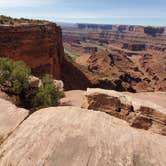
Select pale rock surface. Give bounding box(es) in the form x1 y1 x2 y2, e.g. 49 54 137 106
28 76 64 91
0 99 29 145
85 88 166 135
53 80 64 91
0 106 166 166
60 90 86 107
28 76 41 88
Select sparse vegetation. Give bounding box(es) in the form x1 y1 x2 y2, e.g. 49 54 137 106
0 58 64 110
0 58 31 95
64 48 77 59
0 15 48 25
96 45 106 51
30 75 64 109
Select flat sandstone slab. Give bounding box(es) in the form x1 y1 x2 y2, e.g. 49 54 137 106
0 106 166 166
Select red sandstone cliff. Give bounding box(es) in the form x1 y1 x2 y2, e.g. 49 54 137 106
0 22 64 79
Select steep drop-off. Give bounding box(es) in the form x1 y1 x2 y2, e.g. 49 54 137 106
62 57 93 90
0 22 64 79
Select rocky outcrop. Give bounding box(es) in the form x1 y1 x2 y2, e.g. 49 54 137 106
85 88 166 136
0 99 29 145
0 105 166 166
29 76 64 91
87 50 153 92
144 26 165 37
122 43 146 51
63 23 166 91
0 22 64 79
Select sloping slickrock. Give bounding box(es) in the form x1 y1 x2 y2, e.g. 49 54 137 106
0 106 166 166
0 99 29 145
85 88 166 135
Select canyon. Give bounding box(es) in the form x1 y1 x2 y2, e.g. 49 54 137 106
0 19 165 92
0 17 166 165
63 23 166 92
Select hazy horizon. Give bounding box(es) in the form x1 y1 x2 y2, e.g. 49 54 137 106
0 0 166 26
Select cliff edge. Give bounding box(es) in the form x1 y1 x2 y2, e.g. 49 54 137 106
0 18 64 79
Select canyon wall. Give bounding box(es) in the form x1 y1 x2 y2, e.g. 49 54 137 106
77 23 166 36
0 23 64 79
63 24 166 51
62 57 92 90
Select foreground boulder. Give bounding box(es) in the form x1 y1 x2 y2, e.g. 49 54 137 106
85 88 166 135
0 99 29 145
0 106 166 166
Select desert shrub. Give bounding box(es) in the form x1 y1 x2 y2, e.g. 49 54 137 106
0 15 48 25
0 58 31 94
31 75 64 109
0 58 64 110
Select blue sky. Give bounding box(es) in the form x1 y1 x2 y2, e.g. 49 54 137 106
0 0 166 26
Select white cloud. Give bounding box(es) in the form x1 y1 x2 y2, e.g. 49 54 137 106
0 0 54 8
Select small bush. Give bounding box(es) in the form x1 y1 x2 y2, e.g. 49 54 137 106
0 58 31 94
31 75 64 109
0 58 64 110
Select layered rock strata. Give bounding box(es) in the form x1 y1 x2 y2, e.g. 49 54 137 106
0 23 64 79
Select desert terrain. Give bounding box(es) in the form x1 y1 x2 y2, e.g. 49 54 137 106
0 16 166 166
62 23 166 92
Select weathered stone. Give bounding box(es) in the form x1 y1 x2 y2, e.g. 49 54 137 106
0 99 29 145
0 106 166 166
28 76 41 88
53 79 64 91
85 88 166 135
0 23 64 79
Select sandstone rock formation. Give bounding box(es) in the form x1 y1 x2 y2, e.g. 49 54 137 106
87 50 153 92
122 43 146 51
62 23 166 91
0 99 29 145
0 22 64 79
85 88 166 136
0 106 166 166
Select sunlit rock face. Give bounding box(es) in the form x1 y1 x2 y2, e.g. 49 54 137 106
0 23 64 79
85 88 166 136
0 106 166 166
